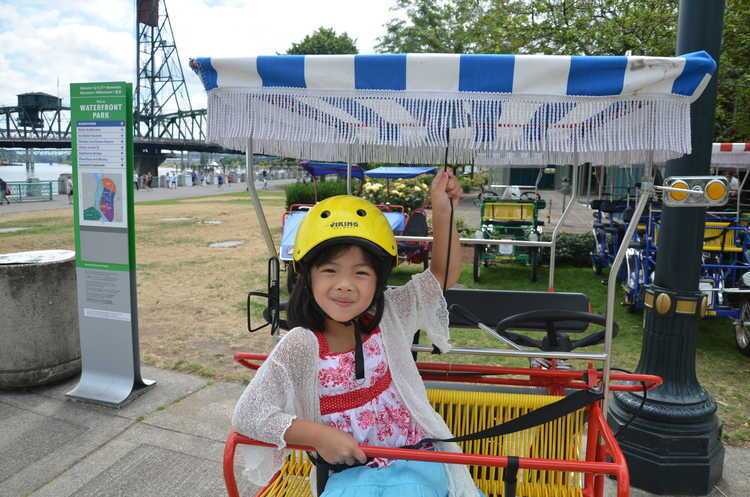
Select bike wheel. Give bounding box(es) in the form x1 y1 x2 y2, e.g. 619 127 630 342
736 301 750 357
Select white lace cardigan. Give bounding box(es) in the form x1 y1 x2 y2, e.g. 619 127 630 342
232 269 480 496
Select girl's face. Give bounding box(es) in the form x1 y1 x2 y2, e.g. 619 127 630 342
310 245 377 325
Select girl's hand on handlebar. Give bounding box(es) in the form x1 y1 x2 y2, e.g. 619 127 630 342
315 426 367 466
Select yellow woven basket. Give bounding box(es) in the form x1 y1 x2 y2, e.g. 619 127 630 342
257 388 586 497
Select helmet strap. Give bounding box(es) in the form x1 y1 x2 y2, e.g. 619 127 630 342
352 320 365 381
323 316 366 381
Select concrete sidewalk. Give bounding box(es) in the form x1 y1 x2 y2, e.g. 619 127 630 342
1 366 747 497
0 367 255 497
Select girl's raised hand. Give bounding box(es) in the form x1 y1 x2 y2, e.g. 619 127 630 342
430 169 462 213
315 425 367 466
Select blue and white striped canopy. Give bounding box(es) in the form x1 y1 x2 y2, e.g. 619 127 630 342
190 52 715 166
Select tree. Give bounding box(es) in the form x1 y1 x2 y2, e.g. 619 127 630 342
377 0 525 53
378 0 678 55
287 27 358 55
515 0 678 55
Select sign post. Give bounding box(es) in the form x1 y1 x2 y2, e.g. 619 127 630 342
67 82 154 407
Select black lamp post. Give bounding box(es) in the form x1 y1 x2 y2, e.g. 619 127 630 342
608 1 726 494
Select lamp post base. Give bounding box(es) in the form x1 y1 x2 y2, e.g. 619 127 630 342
609 394 724 495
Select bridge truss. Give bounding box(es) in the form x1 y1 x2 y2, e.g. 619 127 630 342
0 106 71 148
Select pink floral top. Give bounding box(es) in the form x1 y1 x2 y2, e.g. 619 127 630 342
315 327 426 467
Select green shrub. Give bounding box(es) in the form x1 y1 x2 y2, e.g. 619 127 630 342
285 180 348 207
459 177 474 193
542 232 594 267
454 216 475 237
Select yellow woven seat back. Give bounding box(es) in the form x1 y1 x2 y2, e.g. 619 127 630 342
258 389 586 497
703 222 741 252
483 203 535 223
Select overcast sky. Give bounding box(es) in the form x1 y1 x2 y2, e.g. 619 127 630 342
0 0 396 109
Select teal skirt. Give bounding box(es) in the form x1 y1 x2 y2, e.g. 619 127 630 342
320 459 449 497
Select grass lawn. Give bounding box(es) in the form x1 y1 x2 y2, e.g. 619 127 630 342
1 191 748 446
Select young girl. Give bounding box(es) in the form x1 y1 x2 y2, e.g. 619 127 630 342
233 170 480 496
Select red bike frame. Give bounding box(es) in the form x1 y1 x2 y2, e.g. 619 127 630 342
227 353 662 497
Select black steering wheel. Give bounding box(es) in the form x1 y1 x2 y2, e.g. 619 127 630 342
495 309 618 352
519 191 541 202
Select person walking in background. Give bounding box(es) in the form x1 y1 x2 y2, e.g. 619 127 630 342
218 173 224 189
66 177 74 205
134 172 139 191
0 177 10 205
262 169 269 190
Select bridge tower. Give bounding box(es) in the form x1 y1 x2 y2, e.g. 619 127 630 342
135 0 201 177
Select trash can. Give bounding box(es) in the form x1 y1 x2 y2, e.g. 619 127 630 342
0 250 80 388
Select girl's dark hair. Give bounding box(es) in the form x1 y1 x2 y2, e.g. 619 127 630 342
288 241 393 334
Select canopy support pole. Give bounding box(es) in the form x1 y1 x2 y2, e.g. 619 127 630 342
602 158 653 418
246 139 276 258
547 158 579 291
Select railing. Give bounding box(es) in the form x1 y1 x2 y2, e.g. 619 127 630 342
6 181 54 202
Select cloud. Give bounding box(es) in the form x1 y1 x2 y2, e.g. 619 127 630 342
170 0 394 109
0 1 134 106
0 0 394 112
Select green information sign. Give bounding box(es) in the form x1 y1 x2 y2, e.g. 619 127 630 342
70 82 135 271
67 82 153 407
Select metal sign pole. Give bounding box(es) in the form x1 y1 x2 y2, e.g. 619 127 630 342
67 82 154 408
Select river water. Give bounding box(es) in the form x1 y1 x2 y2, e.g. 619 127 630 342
0 163 73 184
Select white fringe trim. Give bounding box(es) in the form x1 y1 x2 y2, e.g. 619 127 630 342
207 87 691 165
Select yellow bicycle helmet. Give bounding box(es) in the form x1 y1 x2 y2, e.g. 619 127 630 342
293 195 397 264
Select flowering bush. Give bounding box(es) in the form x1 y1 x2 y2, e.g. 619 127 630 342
362 178 430 211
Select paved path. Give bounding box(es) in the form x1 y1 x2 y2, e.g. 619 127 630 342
0 179 293 216
1 365 746 497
